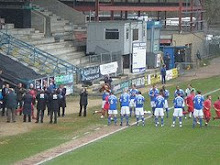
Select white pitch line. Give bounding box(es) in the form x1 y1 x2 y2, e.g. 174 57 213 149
35 88 220 165
94 127 100 131
72 136 79 140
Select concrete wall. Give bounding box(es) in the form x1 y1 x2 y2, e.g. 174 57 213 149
172 32 205 62
31 12 44 33
32 0 85 25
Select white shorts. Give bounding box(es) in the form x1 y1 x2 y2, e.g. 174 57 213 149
129 99 136 108
173 108 183 117
150 101 156 108
155 108 164 117
135 107 144 116
108 110 118 115
101 100 106 109
193 109 203 118
121 106 130 115
164 100 169 109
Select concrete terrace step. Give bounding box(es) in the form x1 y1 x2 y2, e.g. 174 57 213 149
2 24 14 29
51 21 69 27
46 47 77 56
2 28 36 35
26 37 55 45
35 42 67 50
13 33 45 40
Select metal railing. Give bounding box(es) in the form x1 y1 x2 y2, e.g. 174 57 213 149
0 31 79 75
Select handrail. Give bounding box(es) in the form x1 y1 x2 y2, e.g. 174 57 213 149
0 31 79 74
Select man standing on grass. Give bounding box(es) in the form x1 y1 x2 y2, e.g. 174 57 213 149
172 93 184 128
174 86 186 118
134 91 145 126
129 84 138 117
160 64 166 84
154 89 165 127
213 97 220 120
108 92 118 126
174 86 185 98
185 90 195 118
148 84 159 116
36 89 48 123
193 91 204 128
94 90 109 118
203 95 212 126
119 89 130 126
162 86 169 118
6 88 17 123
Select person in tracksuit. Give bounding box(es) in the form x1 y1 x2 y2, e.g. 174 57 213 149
36 90 48 123
49 90 60 124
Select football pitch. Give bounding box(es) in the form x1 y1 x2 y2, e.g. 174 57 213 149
45 77 220 165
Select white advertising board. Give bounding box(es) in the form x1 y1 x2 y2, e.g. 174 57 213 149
132 42 147 73
100 61 118 75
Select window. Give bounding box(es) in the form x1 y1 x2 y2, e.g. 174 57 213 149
105 29 119 40
133 29 139 41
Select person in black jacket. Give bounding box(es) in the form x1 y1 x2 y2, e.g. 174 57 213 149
79 88 88 117
49 90 60 124
6 88 17 122
23 90 34 122
104 74 112 88
35 90 48 123
2 83 9 116
58 85 67 117
15 83 25 115
0 70 3 90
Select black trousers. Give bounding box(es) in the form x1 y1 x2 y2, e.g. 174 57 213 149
58 107 65 117
17 100 23 115
23 114 31 122
50 110 57 123
162 75 166 84
1 99 6 116
36 109 45 122
79 104 87 117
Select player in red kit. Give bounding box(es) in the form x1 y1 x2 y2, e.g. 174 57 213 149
203 95 212 126
185 90 195 118
213 97 220 120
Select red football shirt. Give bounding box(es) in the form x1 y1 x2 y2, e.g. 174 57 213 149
214 100 220 110
203 99 211 111
186 94 194 109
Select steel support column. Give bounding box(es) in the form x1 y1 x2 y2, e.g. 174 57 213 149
190 0 194 31
110 0 114 20
95 0 99 21
179 0 183 32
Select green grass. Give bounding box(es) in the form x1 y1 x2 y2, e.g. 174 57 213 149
0 111 106 165
1 76 220 165
45 76 220 165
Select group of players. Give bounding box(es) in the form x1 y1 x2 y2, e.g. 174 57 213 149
97 84 220 128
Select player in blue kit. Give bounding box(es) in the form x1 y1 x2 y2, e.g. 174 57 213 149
148 84 159 116
129 85 139 117
193 91 204 128
134 91 145 126
154 89 165 127
172 93 185 127
174 86 185 98
108 92 118 126
119 89 130 126
162 86 170 118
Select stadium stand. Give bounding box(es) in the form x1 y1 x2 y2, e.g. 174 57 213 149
0 53 42 86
